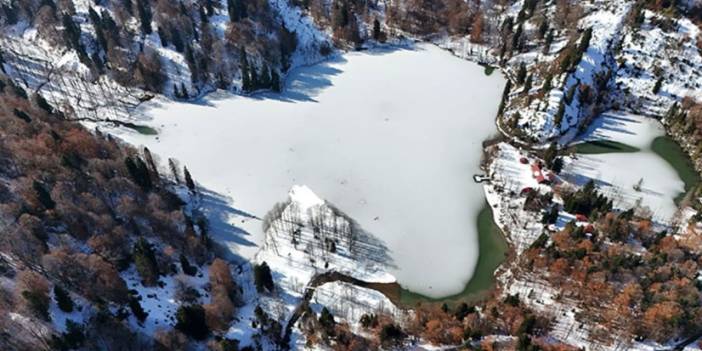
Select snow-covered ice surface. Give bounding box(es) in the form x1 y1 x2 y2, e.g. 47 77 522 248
116 43 505 297
564 111 685 222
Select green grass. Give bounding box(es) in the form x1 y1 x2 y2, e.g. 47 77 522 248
573 140 639 154
651 136 700 204
399 203 508 308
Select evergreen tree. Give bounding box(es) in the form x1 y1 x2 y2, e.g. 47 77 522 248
129 296 148 322
184 166 195 191
271 70 281 93
227 0 246 22
516 62 527 85
512 24 523 52
542 74 552 94
133 237 160 286
554 101 565 128
260 64 271 89
33 180 55 210
158 27 169 47
523 74 533 94
319 307 335 333
578 27 593 54
175 304 209 340
54 285 74 313
538 20 548 39
136 0 152 34
543 30 554 54
373 18 382 41
239 47 251 92
653 77 663 94
125 156 152 191
180 254 197 276
253 262 274 293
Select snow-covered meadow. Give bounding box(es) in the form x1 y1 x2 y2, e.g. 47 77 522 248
117 44 505 297
564 112 685 221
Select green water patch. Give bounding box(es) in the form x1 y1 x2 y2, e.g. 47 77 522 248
399 203 508 308
479 63 496 76
572 140 639 154
651 136 700 204
124 123 158 135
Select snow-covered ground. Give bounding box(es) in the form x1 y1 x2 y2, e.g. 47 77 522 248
115 43 505 298
564 111 685 221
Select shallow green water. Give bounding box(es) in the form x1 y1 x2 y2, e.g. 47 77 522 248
399 203 508 307
576 134 699 207
651 136 700 203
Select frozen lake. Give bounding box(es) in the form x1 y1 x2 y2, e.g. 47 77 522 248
119 44 506 297
566 112 686 222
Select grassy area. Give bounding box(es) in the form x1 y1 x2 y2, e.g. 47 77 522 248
399 203 508 308
651 136 700 204
572 140 639 154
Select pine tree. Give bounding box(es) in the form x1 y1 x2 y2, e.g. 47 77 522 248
653 77 663 94
554 101 565 128
523 74 533 94
180 254 197 276
175 304 209 340
169 158 181 183
516 62 527 85
538 20 548 39
542 74 552 94
184 166 195 191
133 237 160 286
129 296 148 322
319 307 335 330
543 30 554 54
260 64 271 89
373 18 382 41
253 262 274 293
54 285 74 313
271 70 281 92
33 180 55 210
125 156 152 191
136 0 153 34
239 47 251 92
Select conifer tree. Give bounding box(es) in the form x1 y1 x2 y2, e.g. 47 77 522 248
523 74 533 94
254 262 274 293
239 47 251 92
653 77 663 94
373 18 382 41
184 166 195 191
133 237 160 286
175 304 209 340
271 70 281 93
136 0 153 34
516 62 527 85
543 30 554 54
33 180 55 210
54 285 74 313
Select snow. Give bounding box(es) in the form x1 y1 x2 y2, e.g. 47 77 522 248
563 112 685 222
309 281 407 332
116 43 506 298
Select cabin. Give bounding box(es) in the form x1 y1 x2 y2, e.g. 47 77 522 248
531 163 549 184
575 214 588 222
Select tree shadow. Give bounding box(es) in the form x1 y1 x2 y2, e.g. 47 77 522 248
194 187 260 263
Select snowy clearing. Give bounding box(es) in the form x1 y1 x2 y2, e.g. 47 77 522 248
115 44 506 297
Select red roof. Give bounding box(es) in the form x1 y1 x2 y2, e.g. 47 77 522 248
575 214 588 222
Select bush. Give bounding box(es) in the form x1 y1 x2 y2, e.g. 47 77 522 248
175 304 209 340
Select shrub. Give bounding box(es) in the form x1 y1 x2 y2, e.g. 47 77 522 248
379 323 405 347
